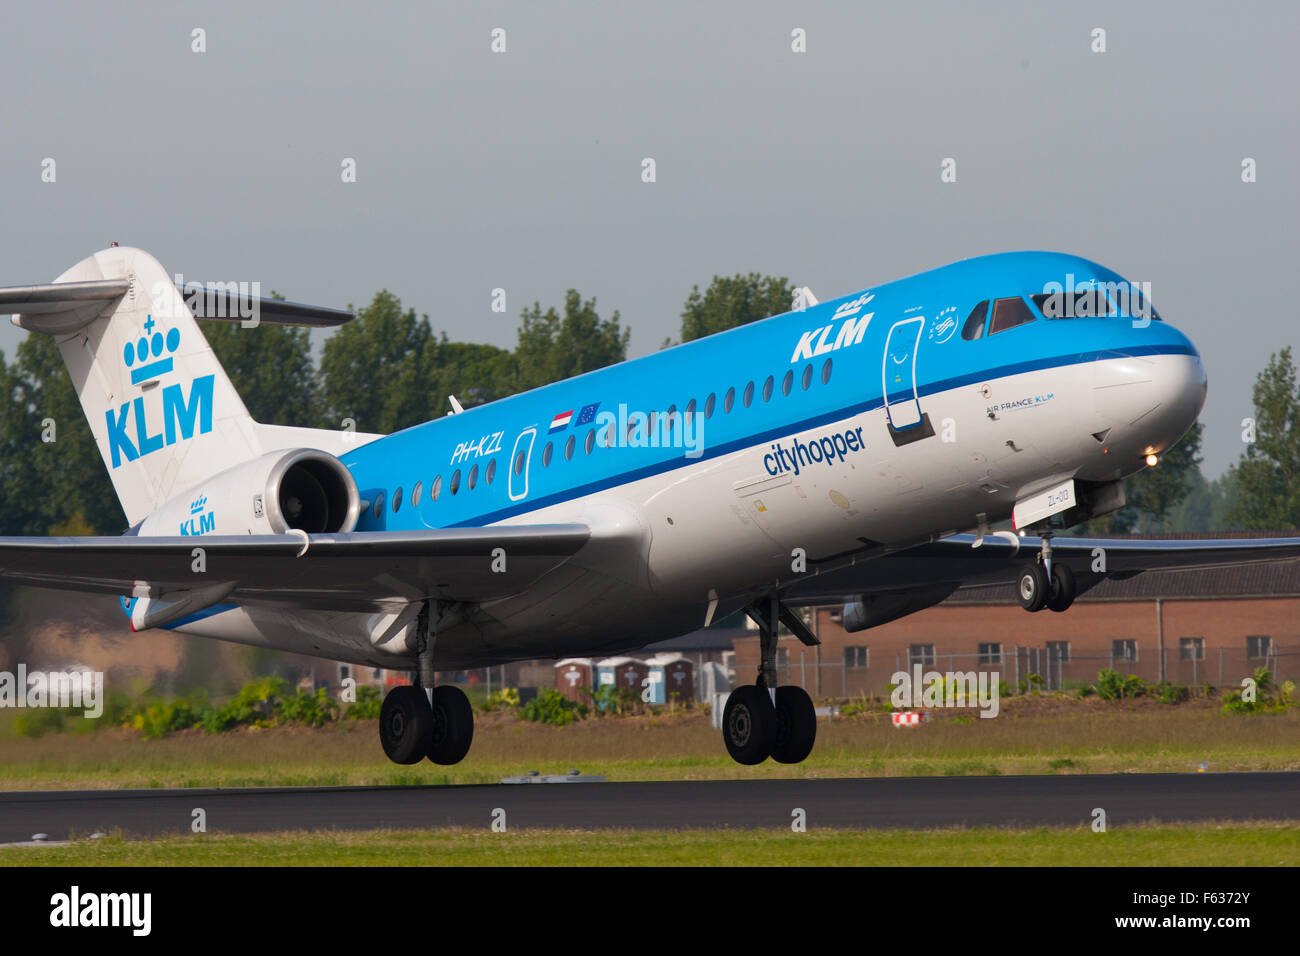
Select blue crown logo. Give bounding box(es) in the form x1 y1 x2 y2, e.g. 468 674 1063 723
190 494 208 514
123 314 181 385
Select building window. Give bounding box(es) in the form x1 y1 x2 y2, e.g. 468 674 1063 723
1046 641 1070 663
1247 635 1271 660
1112 639 1137 662
909 644 935 668
844 646 868 668
1179 637 1205 661
978 642 1002 666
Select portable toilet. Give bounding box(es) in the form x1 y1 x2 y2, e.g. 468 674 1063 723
594 656 630 709
597 656 648 699
554 658 594 704
643 655 668 704
661 655 695 703
646 653 694 704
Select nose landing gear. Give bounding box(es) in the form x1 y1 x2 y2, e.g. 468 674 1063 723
1016 532 1077 613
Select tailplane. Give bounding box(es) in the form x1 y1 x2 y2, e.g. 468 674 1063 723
3 246 374 526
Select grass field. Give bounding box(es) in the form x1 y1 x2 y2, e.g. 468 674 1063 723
0 695 1296 790
2 821 1296 866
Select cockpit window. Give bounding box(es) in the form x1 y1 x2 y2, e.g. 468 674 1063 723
961 300 989 340
1032 288 1116 319
989 296 1037 334
1122 287 1163 322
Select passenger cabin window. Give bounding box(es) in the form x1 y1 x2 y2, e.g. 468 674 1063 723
961 300 988 340
989 297 1036 335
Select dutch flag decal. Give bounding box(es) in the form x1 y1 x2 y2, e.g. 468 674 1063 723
549 410 573 433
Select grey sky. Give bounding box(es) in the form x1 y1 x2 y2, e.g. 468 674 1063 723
1 0 1295 477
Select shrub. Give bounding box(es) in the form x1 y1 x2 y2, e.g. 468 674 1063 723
343 685 382 719
481 687 520 713
275 687 339 728
1096 669 1149 700
1221 667 1294 715
1154 680 1189 705
13 707 68 738
520 689 587 726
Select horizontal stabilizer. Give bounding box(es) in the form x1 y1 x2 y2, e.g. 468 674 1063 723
180 283 353 327
3 279 130 334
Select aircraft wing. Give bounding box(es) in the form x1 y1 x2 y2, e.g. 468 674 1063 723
781 532 1300 605
0 525 591 618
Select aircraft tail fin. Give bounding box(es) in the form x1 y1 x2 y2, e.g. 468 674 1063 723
1 246 353 526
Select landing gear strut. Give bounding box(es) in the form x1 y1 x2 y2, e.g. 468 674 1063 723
378 601 475 766
1016 532 1076 613
722 593 818 765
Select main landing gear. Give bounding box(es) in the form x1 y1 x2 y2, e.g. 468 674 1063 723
1016 532 1076 613
722 594 819 766
378 601 474 766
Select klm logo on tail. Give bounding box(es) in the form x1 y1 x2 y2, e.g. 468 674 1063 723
106 315 214 469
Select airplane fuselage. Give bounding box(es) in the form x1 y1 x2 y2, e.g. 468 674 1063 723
169 251 1206 669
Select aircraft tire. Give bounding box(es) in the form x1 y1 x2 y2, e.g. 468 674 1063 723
1047 562 1077 612
379 685 433 765
428 684 475 765
1016 563 1050 612
771 685 817 764
722 685 776 765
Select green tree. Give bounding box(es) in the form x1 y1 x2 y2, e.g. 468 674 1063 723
1228 346 1300 529
204 319 322 427
425 336 514 410
1 336 124 534
512 290 629 392
319 290 439 434
679 273 795 343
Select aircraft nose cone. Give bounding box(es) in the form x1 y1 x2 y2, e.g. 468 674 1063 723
1093 348 1205 452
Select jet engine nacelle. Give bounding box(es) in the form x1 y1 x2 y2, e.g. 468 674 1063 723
841 583 959 633
137 448 361 537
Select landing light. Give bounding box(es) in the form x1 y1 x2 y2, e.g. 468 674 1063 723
1146 454 1159 467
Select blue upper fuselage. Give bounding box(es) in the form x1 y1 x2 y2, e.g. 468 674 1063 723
341 251 1199 530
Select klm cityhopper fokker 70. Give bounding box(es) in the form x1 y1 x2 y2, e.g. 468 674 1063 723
3 246 1298 766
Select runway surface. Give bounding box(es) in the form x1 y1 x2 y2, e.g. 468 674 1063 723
1 772 1296 842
